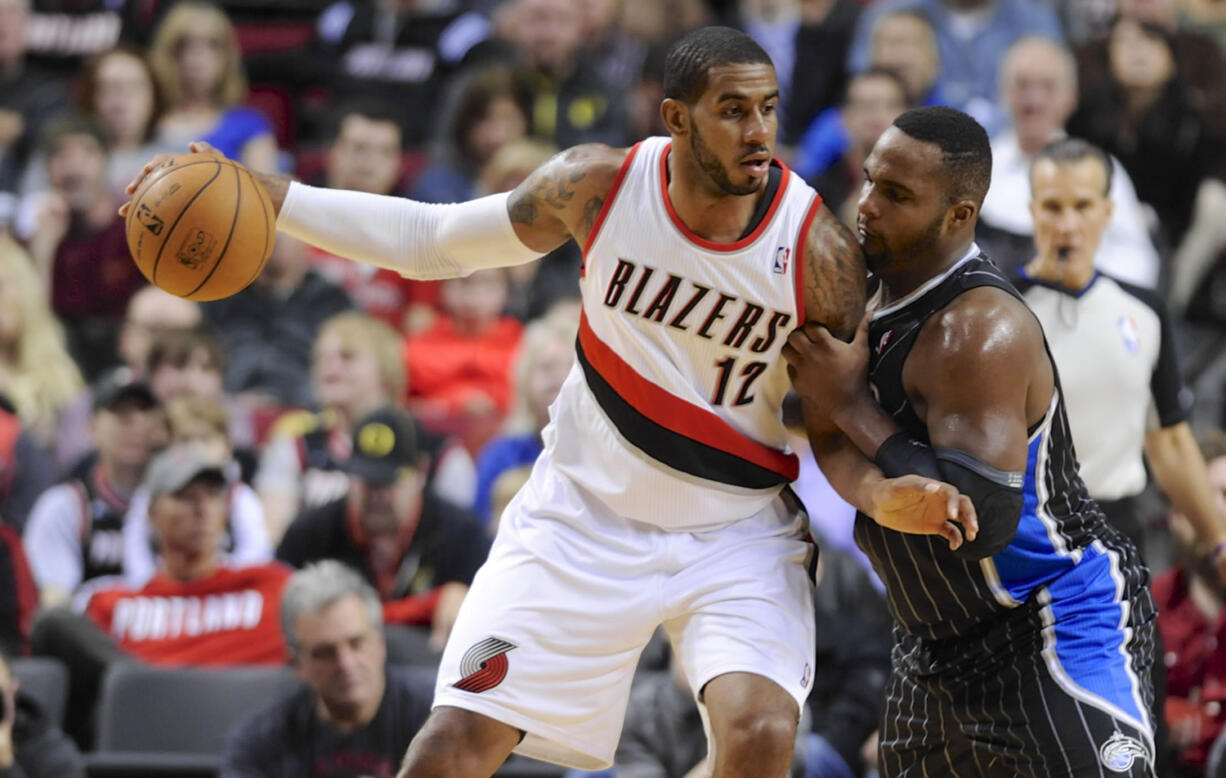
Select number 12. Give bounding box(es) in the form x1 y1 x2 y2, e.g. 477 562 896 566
712 357 768 406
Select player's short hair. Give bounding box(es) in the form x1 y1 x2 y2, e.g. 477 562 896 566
663 26 773 105
280 560 383 655
1031 137 1114 196
891 106 992 206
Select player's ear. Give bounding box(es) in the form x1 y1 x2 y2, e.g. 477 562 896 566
949 200 976 231
660 98 689 137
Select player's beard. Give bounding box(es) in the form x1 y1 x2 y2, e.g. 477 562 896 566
690 122 762 197
863 210 946 275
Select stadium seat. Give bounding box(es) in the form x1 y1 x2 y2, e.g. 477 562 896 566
10 656 69 728
85 664 298 777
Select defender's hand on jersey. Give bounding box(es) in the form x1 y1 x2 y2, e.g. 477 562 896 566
782 314 871 421
871 476 978 551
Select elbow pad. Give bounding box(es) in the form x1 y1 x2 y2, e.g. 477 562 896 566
277 184 544 280
934 448 1024 560
874 433 1023 560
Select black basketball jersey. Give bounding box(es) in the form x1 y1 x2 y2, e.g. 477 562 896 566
854 250 1143 642
70 467 130 584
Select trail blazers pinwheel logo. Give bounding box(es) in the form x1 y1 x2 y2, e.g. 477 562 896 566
453 637 517 693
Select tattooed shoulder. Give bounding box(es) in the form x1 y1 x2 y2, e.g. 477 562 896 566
802 204 867 341
507 144 625 244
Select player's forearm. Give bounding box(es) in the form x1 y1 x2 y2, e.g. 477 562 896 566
805 400 887 514
273 182 544 280
829 390 901 462
1146 422 1226 545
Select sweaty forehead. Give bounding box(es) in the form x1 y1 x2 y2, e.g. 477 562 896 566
702 63 778 99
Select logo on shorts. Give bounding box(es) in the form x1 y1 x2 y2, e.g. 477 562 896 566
1099 731 1149 773
453 637 517 693
801 663 811 689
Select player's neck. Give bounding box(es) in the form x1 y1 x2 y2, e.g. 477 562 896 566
666 152 764 244
880 238 975 304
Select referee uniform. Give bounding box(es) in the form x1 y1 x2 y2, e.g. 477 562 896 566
859 251 1156 777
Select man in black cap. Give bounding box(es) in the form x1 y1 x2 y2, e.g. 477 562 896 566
276 407 489 655
23 369 161 607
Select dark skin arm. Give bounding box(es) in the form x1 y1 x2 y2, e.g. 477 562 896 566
793 207 977 548
789 285 1049 537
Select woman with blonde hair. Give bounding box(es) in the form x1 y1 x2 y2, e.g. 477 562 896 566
147 1 277 172
255 312 475 541
0 237 85 451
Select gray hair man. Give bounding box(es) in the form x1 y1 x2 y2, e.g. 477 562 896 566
220 560 434 778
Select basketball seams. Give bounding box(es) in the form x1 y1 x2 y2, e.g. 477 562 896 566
142 160 223 286
237 167 274 293
184 161 243 299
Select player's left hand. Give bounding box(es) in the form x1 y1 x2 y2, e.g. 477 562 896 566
870 475 979 551
782 313 871 420
118 141 224 218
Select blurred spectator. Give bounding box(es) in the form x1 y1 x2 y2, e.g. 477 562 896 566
23 114 146 380
404 268 523 429
624 43 669 142
23 0 121 79
472 310 576 525
0 235 83 451
1155 429 1226 777
0 0 68 196
81 443 290 666
23 371 160 607
0 401 53 533
256 313 476 541
148 1 277 172
812 68 910 227
276 407 489 654
0 521 34 655
734 0 802 133
19 45 175 199
1068 16 1226 249
0 649 85 778
307 100 442 334
145 326 257 454
1183 0 1226 51
578 0 647 95
122 396 271 588
291 0 493 148
792 9 942 183
220 560 434 778
412 66 529 205
979 36 1160 285
202 232 354 410
498 0 627 148
780 0 862 146
846 0 1063 137
615 0 711 48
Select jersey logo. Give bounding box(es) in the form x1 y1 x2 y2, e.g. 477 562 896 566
1117 316 1140 354
453 637 517 693
772 247 790 274
875 329 894 355
1098 731 1149 773
801 663 811 689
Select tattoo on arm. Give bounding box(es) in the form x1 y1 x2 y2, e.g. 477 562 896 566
506 144 621 250
804 205 867 340
582 195 605 236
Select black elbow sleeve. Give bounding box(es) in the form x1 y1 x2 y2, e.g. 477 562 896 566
935 448 1024 560
873 432 943 481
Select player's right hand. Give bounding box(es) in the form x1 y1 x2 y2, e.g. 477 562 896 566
870 475 978 550
119 141 223 218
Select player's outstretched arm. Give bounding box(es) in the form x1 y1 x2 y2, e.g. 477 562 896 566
788 207 977 549
121 141 624 280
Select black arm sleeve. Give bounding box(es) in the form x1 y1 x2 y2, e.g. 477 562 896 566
874 433 1023 560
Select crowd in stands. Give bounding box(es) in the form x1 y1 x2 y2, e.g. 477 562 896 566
0 0 1225 776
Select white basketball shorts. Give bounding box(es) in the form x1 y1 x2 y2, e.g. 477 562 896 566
433 458 818 769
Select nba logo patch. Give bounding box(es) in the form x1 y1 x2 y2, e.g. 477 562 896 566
1117 316 1140 354
773 247 790 274
876 329 894 355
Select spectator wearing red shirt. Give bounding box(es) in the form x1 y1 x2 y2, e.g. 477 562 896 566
1155 428 1226 777
23 113 146 379
403 269 522 438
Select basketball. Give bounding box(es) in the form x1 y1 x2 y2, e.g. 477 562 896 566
125 154 276 302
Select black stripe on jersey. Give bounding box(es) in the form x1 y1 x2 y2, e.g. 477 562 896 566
575 339 789 490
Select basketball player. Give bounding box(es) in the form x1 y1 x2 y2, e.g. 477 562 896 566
124 28 978 778
784 106 1156 776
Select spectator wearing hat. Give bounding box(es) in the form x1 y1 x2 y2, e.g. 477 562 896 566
81 443 291 666
22 370 160 607
276 407 489 653
220 561 434 778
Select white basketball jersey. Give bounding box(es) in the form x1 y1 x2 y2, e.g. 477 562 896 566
544 136 823 530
